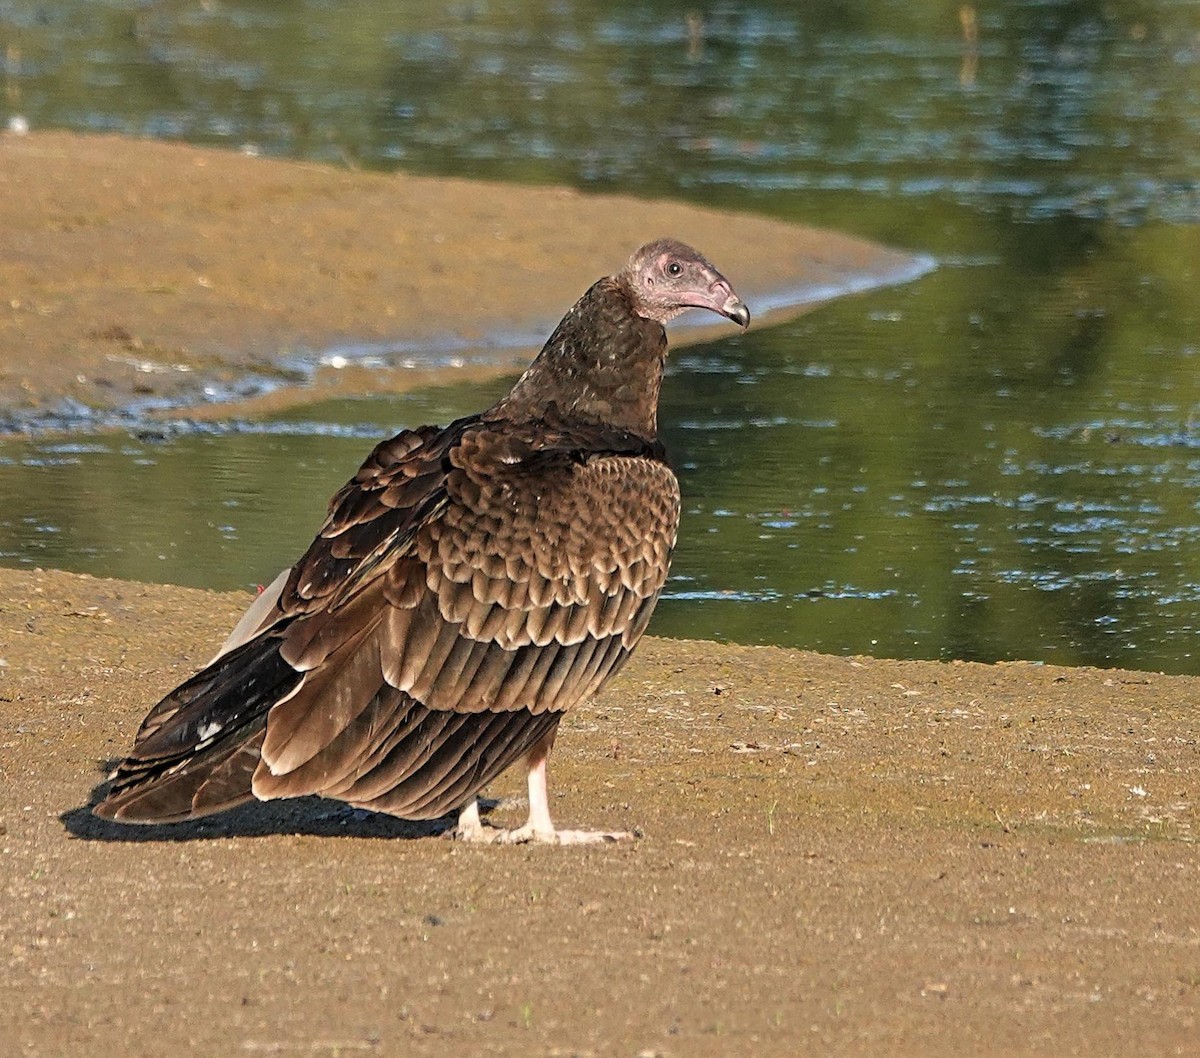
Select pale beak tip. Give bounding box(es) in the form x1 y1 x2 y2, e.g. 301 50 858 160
725 298 751 330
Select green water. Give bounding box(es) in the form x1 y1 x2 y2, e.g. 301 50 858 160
2 1 1200 671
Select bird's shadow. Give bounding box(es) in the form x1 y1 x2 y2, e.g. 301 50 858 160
62 762 498 843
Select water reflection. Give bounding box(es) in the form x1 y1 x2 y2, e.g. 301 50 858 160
654 251 1200 672
1 0 1198 671
3 250 1200 672
4 3 1197 225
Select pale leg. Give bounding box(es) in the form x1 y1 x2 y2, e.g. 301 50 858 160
453 730 633 845
453 797 489 841
506 740 556 841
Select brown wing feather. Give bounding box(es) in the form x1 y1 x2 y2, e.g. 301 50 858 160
97 414 680 823
252 419 680 813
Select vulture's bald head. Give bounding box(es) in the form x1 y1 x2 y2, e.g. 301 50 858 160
621 238 750 329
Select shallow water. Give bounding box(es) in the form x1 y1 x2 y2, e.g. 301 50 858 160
2 1 1199 671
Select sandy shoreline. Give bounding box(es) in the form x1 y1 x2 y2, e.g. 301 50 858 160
1 130 929 427
1 565 1196 1056
1 133 1195 1055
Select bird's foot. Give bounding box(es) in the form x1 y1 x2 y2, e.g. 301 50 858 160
539 827 635 846
452 821 634 845
497 823 633 845
451 815 505 843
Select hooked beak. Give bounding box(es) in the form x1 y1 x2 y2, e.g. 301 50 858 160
723 295 751 330
704 276 750 330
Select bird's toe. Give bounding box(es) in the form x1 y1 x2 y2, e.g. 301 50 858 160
550 828 635 846
497 823 556 845
451 820 504 844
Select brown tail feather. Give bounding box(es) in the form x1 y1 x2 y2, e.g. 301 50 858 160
93 728 265 823
93 635 300 823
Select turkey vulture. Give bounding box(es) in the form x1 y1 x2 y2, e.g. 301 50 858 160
94 238 750 844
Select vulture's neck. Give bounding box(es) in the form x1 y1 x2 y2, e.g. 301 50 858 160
487 277 667 439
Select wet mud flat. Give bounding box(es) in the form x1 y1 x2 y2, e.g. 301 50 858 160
1 566 1196 1056
0 130 930 431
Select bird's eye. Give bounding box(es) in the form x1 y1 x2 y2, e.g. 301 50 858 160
666 261 683 277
